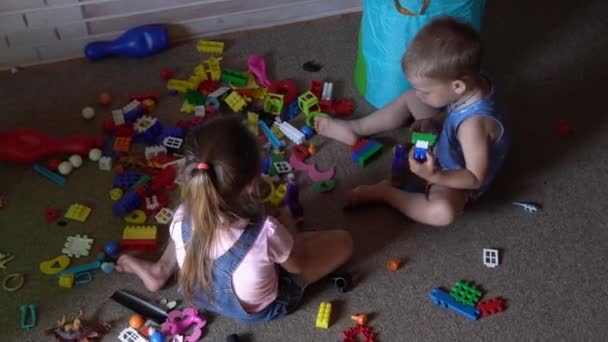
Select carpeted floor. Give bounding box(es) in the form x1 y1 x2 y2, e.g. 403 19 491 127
1 1 608 341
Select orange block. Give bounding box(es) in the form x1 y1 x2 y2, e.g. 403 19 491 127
113 137 132 153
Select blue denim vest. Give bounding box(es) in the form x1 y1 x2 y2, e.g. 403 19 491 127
434 80 510 193
181 217 290 322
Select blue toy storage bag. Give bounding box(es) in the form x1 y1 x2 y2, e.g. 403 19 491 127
354 0 486 108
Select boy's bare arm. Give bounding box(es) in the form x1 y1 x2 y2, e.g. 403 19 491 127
353 89 440 136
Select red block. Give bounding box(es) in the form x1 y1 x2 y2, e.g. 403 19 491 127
199 80 220 94
310 80 322 97
333 98 353 116
114 123 134 137
319 100 335 115
352 139 369 152
476 297 505 318
291 145 310 161
121 239 157 251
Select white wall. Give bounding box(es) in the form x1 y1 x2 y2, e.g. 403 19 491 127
0 0 362 69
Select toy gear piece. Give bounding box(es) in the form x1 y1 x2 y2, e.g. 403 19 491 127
62 235 94 258
342 324 375 342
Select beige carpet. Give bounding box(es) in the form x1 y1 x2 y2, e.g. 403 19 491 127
1 0 608 341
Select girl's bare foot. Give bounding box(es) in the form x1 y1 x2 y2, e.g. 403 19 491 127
314 116 359 146
115 255 172 292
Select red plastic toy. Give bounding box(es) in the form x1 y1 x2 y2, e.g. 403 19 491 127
268 80 299 105
44 208 60 222
0 129 95 164
342 325 375 342
476 297 505 317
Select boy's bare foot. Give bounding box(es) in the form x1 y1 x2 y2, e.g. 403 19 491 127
115 255 171 292
344 180 392 209
314 116 359 146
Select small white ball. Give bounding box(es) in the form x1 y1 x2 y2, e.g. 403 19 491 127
88 148 102 161
69 155 83 168
81 106 95 120
58 161 73 175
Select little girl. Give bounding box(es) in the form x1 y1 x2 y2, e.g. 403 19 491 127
116 116 353 322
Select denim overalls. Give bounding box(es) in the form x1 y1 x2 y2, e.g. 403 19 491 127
181 217 305 322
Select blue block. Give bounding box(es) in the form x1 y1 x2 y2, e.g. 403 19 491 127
414 147 428 161
352 140 382 162
34 164 66 186
113 170 141 189
283 101 300 121
300 125 314 139
112 190 142 217
123 106 144 123
56 261 101 277
429 288 480 320
139 121 164 145
259 121 281 149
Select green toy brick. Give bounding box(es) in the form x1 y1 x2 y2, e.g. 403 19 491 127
354 143 383 167
411 132 437 146
450 281 483 306
221 69 249 86
184 89 206 105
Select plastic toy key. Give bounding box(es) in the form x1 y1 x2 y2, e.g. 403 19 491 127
247 55 271 87
85 25 169 61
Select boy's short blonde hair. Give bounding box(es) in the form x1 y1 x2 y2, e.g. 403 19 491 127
403 16 481 82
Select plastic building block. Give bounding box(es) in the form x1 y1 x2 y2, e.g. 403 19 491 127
167 79 195 93
34 164 66 186
483 248 500 268
315 302 332 329
411 132 437 162
145 195 160 211
410 131 437 145
122 225 158 251
333 98 354 116
391 145 407 187
387 259 401 271
273 161 292 174
113 136 132 153
56 261 101 278
342 325 375 342
259 121 282 149
313 180 336 193
113 170 141 189
246 112 259 135
145 145 168 160
276 121 305 144
155 207 174 224
310 80 322 97
224 91 247 112
44 208 60 222
512 201 542 213
39 255 70 275
122 100 144 123
283 101 300 121
58 274 74 288
298 91 327 126
62 234 94 258
476 297 505 318
429 288 480 320
204 57 222 81
20 304 36 330
351 314 368 325
118 327 148 342
65 203 92 222
450 281 483 306
264 93 284 115
196 40 224 54
124 210 147 224
352 139 383 167
99 156 112 171
288 154 335 181
221 69 248 86
113 190 143 217
291 145 310 161
163 136 183 150
321 81 334 101
300 125 314 139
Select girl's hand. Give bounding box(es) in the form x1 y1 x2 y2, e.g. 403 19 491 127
408 147 439 182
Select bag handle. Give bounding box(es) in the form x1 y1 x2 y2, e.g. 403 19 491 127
394 0 430 16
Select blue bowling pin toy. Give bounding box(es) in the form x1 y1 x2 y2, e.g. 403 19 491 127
85 24 169 61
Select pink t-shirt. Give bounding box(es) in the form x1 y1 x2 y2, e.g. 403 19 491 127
169 207 294 313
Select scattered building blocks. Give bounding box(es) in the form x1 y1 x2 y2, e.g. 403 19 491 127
352 139 383 167
122 225 158 251
264 93 284 115
113 190 143 217
221 69 248 86
429 288 480 320
122 100 144 123
342 325 375 342
224 91 247 112
196 40 224 54
411 132 437 162
483 248 500 268
333 98 354 116
315 302 332 329
276 121 305 144
246 112 259 135
476 297 505 318
300 125 314 139
62 235 94 258
450 281 483 306
273 161 292 174
65 203 92 222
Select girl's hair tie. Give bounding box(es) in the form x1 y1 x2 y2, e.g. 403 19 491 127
196 162 209 170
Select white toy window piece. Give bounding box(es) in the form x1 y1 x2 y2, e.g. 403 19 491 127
118 327 147 342
155 208 174 225
483 248 499 268
62 235 94 258
122 100 141 113
194 105 206 117
145 195 160 211
273 161 293 174
163 137 183 150
99 157 112 171
208 86 231 99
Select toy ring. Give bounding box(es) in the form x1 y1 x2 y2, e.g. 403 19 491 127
3 273 25 292
268 80 299 105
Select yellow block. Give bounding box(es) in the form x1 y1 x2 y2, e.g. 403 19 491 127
123 225 157 240
124 210 147 224
58 274 74 288
196 40 224 54
181 101 195 114
224 92 247 112
315 301 332 329
167 79 196 93
109 188 123 201
64 203 91 222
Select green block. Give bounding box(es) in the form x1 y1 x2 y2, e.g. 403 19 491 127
411 132 437 146
355 143 383 167
221 69 248 86
184 89 206 105
449 281 482 306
